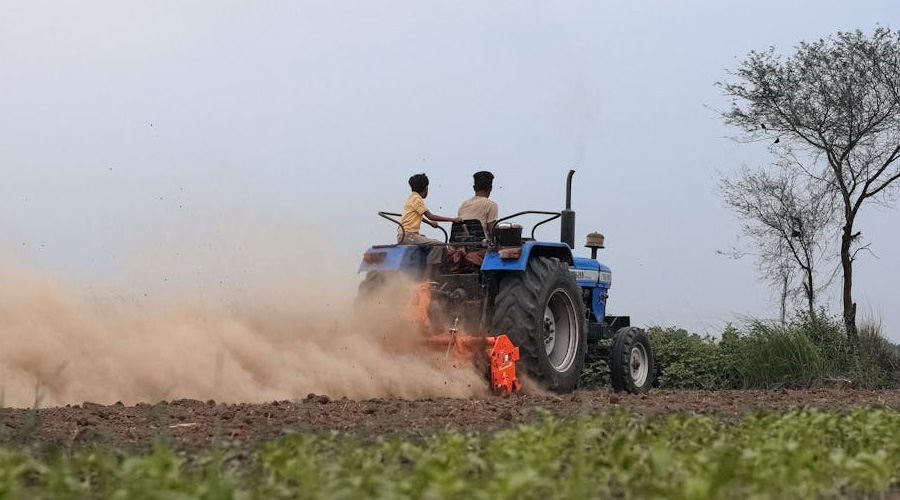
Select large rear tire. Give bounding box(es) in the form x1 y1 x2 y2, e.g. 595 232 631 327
610 327 654 393
491 257 586 392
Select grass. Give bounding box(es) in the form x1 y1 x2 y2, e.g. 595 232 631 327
637 314 900 391
733 320 830 388
3 409 900 499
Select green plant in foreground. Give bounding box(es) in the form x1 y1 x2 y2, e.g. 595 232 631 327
4 408 900 500
250 409 900 500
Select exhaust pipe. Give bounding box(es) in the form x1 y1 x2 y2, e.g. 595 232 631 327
561 170 576 249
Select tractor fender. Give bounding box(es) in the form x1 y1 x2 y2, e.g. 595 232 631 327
481 241 574 271
358 245 427 279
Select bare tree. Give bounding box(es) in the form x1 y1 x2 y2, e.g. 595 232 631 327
720 28 900 339
719 163 837 322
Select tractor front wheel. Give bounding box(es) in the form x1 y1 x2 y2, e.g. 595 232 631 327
609 327 654 393
491 257 586 393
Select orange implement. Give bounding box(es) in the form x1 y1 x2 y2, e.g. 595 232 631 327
485 335 521 394
426 332 521 394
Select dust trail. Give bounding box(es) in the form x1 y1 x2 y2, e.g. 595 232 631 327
0 219 486 408
0 264 487 408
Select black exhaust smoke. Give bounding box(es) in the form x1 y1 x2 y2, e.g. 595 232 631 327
561 170 575 249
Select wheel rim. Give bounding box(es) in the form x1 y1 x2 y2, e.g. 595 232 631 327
542 288 578 372
630 342 649 387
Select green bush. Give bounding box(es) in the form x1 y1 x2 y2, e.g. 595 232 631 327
579 356 610 389
639 314 900 391
647 327 735 390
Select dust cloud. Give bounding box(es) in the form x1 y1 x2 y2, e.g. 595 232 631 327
0 216 487 408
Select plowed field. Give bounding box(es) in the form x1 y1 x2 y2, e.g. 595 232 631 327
3 388 899 454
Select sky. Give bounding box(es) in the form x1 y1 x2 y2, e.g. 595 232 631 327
1 1 898 340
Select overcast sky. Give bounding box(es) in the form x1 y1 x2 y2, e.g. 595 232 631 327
1 1 898 339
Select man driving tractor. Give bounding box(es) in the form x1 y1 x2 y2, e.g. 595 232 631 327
457 170 498 236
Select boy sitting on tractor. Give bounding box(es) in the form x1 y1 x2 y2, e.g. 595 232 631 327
398 173 461 244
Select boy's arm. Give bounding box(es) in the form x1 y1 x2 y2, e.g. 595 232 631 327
424 210 462 226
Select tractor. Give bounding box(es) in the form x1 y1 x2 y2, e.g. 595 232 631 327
357 170 654 394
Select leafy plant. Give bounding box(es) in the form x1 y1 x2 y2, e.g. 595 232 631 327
6 409 900 499
648 327 736 390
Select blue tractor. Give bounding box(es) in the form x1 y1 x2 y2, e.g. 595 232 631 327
358 170 654 393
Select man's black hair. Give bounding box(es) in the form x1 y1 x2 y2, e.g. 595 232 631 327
473 171 494 191
409 173 429 193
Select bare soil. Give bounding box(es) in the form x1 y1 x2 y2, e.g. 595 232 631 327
3 388 900 455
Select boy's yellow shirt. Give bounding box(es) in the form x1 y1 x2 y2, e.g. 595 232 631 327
398 192 428 236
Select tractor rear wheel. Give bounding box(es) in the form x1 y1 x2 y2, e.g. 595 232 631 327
610 327 654 393
491 257 586 393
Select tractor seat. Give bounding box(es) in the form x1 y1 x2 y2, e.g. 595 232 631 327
449 219 486 244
